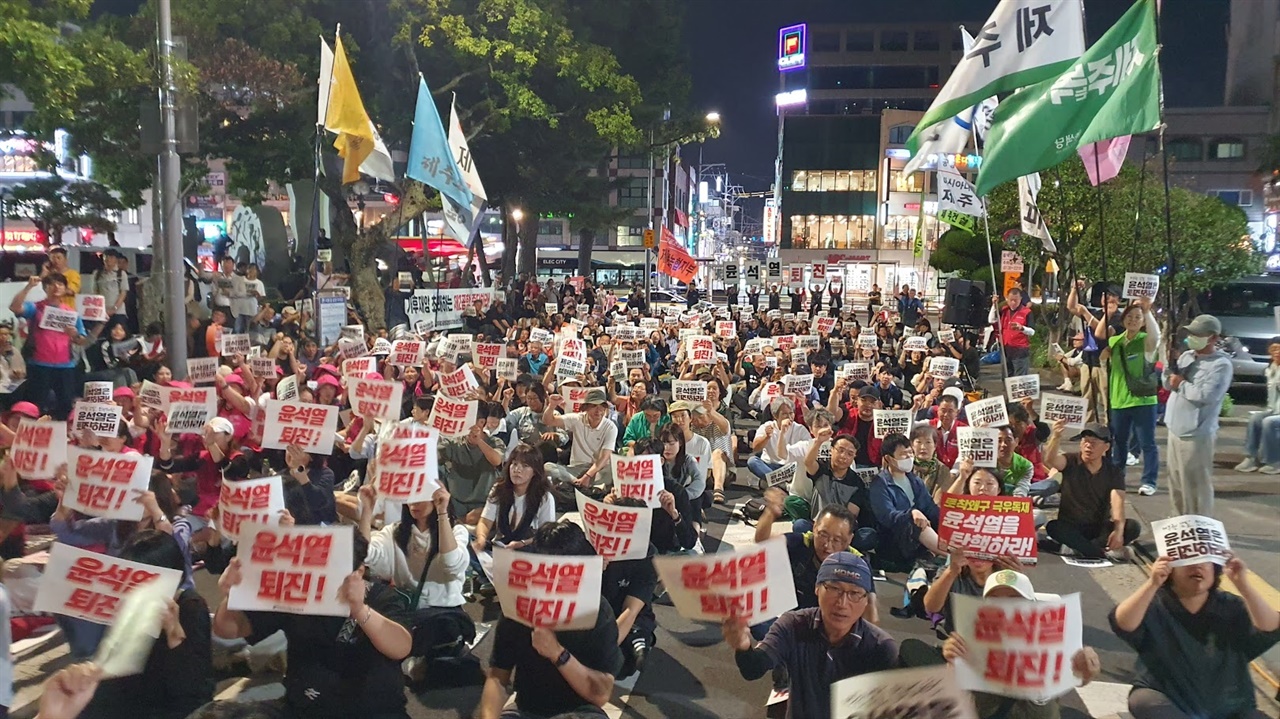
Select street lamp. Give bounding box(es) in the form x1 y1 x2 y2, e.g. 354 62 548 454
706 112 721 124
511 208 524 221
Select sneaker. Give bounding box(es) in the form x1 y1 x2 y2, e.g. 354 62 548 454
1138 484 1157 496
1260 464 1280 475
1057 545 1078 558
1126 453 1140 467
341 470 361 493
1056 381 1073 392
1106 546 1134 563
1234 457 1260 473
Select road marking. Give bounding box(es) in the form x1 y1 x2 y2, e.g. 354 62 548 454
1221 570 1280 613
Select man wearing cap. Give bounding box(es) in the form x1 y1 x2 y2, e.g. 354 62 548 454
1043 420 1141 561
721 552 897 719
543 387 617 492
830 385 883 467
1164 314 1233 516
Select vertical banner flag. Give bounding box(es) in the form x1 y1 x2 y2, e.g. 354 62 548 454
1078 135 1132 186
905 0 1086 162
442 99 488 244
903 28 1000 176
406 76 474 225
952 593 1084 702
976 0 1161 195
229 524 355 617
657 234 698 283
322 35 375 184
492 548 602 630
1017 173 1057 253
318 38 393 181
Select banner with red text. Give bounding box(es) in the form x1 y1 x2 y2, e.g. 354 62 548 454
260 400 340 455
218 476 287 538
426 396 477 438
575 491 652 562
491 548 602 630
65 448 154 521
611 453 663 508
228 524 354 617
938 493 1037 563
652 536 796 624
375 428 442 503
34 543 182 625
952 593 1083 702
12 418 67 481
348 377 404 421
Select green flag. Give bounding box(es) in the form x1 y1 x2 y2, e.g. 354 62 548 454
975 0 1161 196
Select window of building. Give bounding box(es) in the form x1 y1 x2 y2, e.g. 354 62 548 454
812 30 841 52
881 30 909 51
888 124 915 145
845 30 874 51
615 154 649 170
618 178 648 208
791 215 876 249
1210 189 1254 206
537 219 564 237
1166 138 1203 162
881 216 917 249
1211 139 1245 160
913 30 940 51
616 222 645 247
887 168 922 193
791 170 877 191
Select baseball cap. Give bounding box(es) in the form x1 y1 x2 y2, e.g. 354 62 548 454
113 386 136 399
207 417 235 435
857 385 881 400
581 387 608 406
9 402 39 419
316 374 342 389
1183 315 1222 337
669 400 704 415
983 569 1036 600
1070 422 1112 443
815 552 875 594
941 386 965 403
222 372 245 386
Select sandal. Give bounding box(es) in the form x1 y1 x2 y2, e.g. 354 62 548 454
713 490 726 504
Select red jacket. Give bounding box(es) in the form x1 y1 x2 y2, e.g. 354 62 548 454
998 304 1033 351
835 409 882 466
930 417 968 468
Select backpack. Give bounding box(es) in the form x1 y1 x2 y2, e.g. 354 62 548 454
739 497 768 524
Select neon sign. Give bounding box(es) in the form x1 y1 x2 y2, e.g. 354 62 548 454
778 24 807 71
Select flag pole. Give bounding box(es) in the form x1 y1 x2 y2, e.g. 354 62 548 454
1131 137 1150 268
1093 148 1109 283
1154 0 1178 360
311 25 340 348
969 128 1008 386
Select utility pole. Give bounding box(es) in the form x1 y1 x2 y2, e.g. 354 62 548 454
158 0 187 378
645 126 655 309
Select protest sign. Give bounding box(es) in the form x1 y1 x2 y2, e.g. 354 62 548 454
612 453 663 507
229 524 354 617
349 377 404 420
162 385 216 417
783 373 814 396
219 333 251 357
929 357 960 379
340 325 365 343
556 354 587 380
765 462 797 489
65 447 154 522
442 334 474 363
761 382 783 404
640 317 660 331
952 593 1083 702
439 365 480 398
82 381 114 404
427 396 478 438
73 402 123 438
774 335 796 353
857 334 879 351
260 400 339 455
652 536 797 624
904 336 929 352
576 491 652 562
166 401 213 434
1005 374 1041 401
846 362 871 383
530 327 554 344
564 386 594 413
492 548 602 630
938 328 956 344
1039 394 1087 430
790 348 809 366
275 375 299 401
495 358 519 381
376 428 442 503
35 543 182 626
337 337 368 361
12 418 67 480
688 336 716 365
672 380 708 403
815 316 837 334
388 340 427 367
186 357 218 384
244 357 272 379
1122 272 1160 300
218 475 287 538
1001 250 1024 274
77 294 108 322
40 305 80 333
138 380 165 411
966 396 1009 428
716 320 737 339
1151 514 1231 567
475 343 504 370
609 358 627 379
795 335 820 351
957 426 999 468
831 665 977 719
873 409 912 439
340 357 378 380
938 493 1037 562
620 349 646 370
370 338 392 357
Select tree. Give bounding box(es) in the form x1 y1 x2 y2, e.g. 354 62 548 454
4 176 127 243
930 228 999 286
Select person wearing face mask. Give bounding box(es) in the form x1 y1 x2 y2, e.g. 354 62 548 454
868 433 943 569
1163 314 1232 516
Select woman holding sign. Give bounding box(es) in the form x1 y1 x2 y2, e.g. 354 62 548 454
1098 297 1161 496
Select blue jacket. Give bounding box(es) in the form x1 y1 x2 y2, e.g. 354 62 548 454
868 469 939 530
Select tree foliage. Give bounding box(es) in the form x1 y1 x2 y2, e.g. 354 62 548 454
4 176 127 242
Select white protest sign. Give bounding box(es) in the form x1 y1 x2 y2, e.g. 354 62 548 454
556 354 587 380
341 356 377 380
219 333 251 357
138 380 165 411
831 665 977 719
952 593 1083 703
39 305 80 333
672 380 708 403
166 401 213 434
248 357 276 379
530 327 554 344
12 418 67 480
337 337 368 361
1005 374 1041 401
790 348 809 366
1151 515 1231 567
873 409 913 439
957 426 999 468
83 381 114 404
65 448 154 521
217 475 287 538
783 373 814 396
348 377 404 421
611 454 664 508
228 524 354 617
1001 250 1024 274
73 402 123 438
275 375 299 401
1122 272 1160 300
77 295 109 322
1038 394 1087 430
495 357 519 381
260 400 340 455
376 427 442 503
904 336 929 352
815 316 837 334
439 365 480 398
716 320 737 339
796 335 820 351
186 357 219 384
857 335 879 351
162 385 216 418
427 396 478 438
340 324 365 343
609 358 627 379
929 357 960 379
576 491 652 562
938 328 956 344
652 536 797 624
966 396 1009 428
620 349 646 369
687 337 716 366
35 543 182 626
492 548 602 630
846 362 871 383
766 462 797 489
388 340 427 367
475 342 504 370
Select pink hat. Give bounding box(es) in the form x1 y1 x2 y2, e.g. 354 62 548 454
10 402 39 419
113 386 135 399
316 364 340 378
223 372 245 386
365 371 384 381
316 374 341 389
169 380 192 389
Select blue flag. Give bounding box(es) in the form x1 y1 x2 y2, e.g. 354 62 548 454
406 76 473 224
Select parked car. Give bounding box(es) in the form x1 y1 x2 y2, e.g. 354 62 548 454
1196 274 1280 383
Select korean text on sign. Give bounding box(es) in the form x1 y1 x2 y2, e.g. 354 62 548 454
671 380 707 403
491 548 602 630
34 543 182 626
831 665 976 719
952 593 1083 703
1039 394 1086 430
938 493 1037 563
218 476 286 538
1151 514 1231 567
65 447 154 522
349 378 404 421
611 454 663 508
260 399 339 455
228 524 355 617
652 536 796 624
575 491 651 562
426 396 477 438
73 402 123 438
376 430 442 503
873 409 912 439
12 417 67 481
966 396 1010 428
957 426 999 469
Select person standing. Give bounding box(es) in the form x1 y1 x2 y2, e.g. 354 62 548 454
991 287 1034 378
1099 297 1160 495
1163 315 1233 516
94 249 130 324
10 274 92 420
685 279 701 309
1235 337 1280 475
867 283 882 323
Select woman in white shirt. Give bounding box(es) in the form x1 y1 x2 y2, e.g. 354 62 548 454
472 444 556 554
746 399 812 485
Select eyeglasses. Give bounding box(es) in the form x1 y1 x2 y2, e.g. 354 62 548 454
821 584 869 604
813 531 852 547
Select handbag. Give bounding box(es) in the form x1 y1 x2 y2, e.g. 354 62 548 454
1116 337 1159 397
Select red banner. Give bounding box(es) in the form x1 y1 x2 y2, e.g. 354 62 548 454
937 493 1037 564
657 237 697 283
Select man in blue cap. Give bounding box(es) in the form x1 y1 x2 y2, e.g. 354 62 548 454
721 552 898 719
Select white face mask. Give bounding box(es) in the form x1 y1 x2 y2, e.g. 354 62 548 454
1186 335 1210 351
895 457 914 474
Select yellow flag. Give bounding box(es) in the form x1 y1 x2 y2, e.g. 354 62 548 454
324 35 374 184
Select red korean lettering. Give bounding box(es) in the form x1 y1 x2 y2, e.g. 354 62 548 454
508 559 535 591
974 606 1007 642
66 556 106 585
65 588 119 619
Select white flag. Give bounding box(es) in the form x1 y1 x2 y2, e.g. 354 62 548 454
318 38 394 182
442 99 488 244
902 29 1000 176
936 170 986 218
905 0 1085 159
1018 173 1057 253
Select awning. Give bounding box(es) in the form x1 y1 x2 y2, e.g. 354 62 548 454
396 237 468 257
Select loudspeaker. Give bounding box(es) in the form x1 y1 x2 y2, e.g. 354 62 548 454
943 278 987 327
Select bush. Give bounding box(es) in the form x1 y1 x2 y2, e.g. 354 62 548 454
1220 393 1235 418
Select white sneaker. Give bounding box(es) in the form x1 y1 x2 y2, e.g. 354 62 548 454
1058 545 1078 558
1234 458 1260 473
1138 484 1157 496
1106 546 1134 563
1260 464 1280 475
1057 381 1073 392
1126 453 1140 467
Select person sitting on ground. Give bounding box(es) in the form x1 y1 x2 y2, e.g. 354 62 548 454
1111 553 1280 719
721 552 897 719
929 390 966 469
666 401 710 504
623 438 698 555
600 496 660 678
438 407 507 525
830 384 884 467
620 396 669 450
992 425 1033 497
910 424 948 503
542 387 617 494
747 399 811 485
1041 421 1141 561
868 432 943 569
